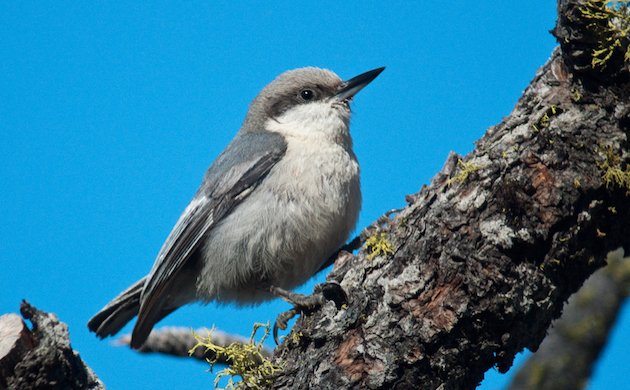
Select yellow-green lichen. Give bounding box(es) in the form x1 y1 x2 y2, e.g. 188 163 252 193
364 231 394 260
532 105 561 132
447 158 483 185
190 322 282 390
398 216 408 228
580 0 630 68
539 257 562 272
597 144 630 192
290 330 303 345
571 87 583 102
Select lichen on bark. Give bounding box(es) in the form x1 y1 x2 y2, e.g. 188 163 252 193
271 1 630 389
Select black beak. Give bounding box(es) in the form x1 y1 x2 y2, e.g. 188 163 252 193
335 67 385 101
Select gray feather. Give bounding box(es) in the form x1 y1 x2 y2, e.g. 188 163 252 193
130 131 286 347
87 66 381 349
87 277 145 338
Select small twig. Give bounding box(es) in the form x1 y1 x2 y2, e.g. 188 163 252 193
116 326 273 364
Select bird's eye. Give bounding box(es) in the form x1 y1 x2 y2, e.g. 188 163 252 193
300 89 315 101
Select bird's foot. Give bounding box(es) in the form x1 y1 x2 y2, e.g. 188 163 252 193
270 282 348 344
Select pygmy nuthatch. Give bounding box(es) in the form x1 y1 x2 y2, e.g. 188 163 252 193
88 66 385 348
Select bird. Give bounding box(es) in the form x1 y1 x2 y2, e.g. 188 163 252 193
88 66 385 349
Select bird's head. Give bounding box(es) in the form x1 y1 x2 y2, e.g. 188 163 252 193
243 67 384 143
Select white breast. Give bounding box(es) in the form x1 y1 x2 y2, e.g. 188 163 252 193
197 101 361 303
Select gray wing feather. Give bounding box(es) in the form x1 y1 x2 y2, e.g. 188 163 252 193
88 276 146 338
131 131 286 347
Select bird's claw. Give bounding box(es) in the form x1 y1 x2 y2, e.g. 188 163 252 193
273 308 298 345
270 282 348 344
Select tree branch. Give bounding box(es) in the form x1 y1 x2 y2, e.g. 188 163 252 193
0 301 104 390
507 250 630 389
271 1 630 388
2 2 629 389
116 326 272 364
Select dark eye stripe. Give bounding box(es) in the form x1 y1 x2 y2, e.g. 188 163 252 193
267 86 331 119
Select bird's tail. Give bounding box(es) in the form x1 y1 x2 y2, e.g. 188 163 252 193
87 277 146 339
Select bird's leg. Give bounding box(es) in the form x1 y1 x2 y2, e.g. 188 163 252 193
270 286 324 345
270 281 348 344
273 307 300 340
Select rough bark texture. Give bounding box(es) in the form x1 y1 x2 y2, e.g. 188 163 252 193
0 313 35 389
0 301 104 390
272 1 630 389
507 251 630 390
2 2 629 389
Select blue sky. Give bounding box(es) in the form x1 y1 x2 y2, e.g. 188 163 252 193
1 2 627 389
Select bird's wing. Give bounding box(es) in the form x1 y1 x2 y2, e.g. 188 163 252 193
132 131 287 347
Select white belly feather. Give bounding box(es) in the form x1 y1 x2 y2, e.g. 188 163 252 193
198 101 361 303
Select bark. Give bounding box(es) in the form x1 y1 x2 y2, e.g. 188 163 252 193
0 301 104 390
507 251 630 390
2 1 629 389
0 313 35 389
271 1 630 389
